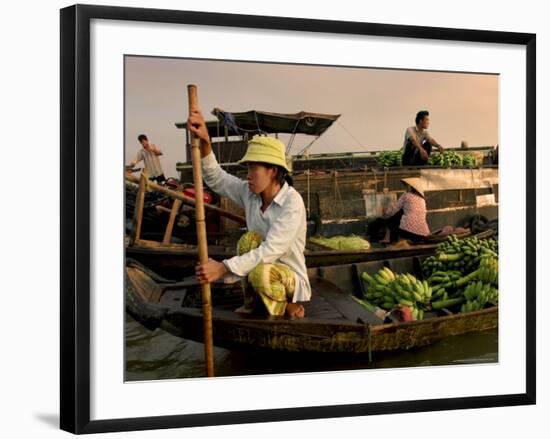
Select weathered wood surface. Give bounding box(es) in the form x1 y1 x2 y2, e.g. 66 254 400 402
129 172 148 246
126 173 246 224
163 199 183 244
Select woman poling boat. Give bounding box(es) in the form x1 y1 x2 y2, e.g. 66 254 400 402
187 108 311 318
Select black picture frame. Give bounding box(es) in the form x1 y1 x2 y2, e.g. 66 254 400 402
60 4 536 434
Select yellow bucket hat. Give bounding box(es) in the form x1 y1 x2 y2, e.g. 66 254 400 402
238 136 291 172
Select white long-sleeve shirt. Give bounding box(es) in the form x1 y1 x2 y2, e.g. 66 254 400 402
201 151 311 303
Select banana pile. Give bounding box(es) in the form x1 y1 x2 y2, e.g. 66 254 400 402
356 235 499 318
376 150 403 167
428 151 476 167
423 236 499 313
422 235 498 278
375 150 478 168
361 267 431 320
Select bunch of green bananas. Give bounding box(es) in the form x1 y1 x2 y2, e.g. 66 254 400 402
428 151 473 167
477 256 499 285
452 255 499 288
361 267 432 319
458 280 498 312
461 154 477 167
376 150 403 167
426 270 462 301
422 235 498 278
426 255 499 313
427 152 444 166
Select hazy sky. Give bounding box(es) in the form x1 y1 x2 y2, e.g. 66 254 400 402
125 56 498 178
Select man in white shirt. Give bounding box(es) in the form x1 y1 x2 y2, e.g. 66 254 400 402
188 108 311 318
127 134 166 183
402 110 444 166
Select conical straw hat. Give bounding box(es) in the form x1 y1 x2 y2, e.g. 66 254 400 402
401 177 425 197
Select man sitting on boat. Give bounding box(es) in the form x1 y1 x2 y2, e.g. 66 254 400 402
188 108 311 318
402 110 444 166
376 178 430 245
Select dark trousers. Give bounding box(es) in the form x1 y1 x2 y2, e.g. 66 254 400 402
368 210 425 244
402 139 432 166
150 174 166 184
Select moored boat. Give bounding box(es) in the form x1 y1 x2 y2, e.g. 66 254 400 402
125 255 498 354
125 229 494 280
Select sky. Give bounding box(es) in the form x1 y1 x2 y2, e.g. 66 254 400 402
125 56 498 178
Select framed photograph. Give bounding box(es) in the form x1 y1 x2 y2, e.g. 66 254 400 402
60 4 536 434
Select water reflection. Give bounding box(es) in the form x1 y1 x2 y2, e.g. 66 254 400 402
125 313 497 381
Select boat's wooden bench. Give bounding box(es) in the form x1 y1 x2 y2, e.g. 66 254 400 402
309 277 382 325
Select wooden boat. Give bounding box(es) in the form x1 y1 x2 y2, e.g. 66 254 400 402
125 229 494 280
126 256 498 354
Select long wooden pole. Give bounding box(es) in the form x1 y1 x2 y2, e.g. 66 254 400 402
125 173 246 225
187 84 215 377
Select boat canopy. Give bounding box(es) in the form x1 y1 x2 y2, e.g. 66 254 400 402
176 108 341 138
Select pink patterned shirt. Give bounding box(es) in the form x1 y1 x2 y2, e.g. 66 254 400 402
384 192 430 236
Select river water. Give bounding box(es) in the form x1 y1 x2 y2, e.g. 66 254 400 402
125 313 498 381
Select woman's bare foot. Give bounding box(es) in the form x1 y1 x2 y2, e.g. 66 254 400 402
379 228 391 244
234 304 254 314
285 303 305 318
394 239 411 248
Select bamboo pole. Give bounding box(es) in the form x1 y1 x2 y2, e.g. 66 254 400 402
162 199 182 244
188 84 215 377
125 174 246 225
129 171 148 247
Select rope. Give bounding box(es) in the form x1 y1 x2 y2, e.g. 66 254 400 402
287 133 296 155
471 167 480 217
253 111 264 135
368 326 372 362
334 171 342 218
216 116 221 162
286 118 302 154
296 134 321 156
307 169 311 218
315 136 351 169
334 171 342 202
336 120 370 152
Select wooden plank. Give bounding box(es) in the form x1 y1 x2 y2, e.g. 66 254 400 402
163 199 182 244
127 266 162 303
126 173 246 224
310 277 382 325
129 172 147 246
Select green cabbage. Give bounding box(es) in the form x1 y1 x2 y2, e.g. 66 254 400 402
309 235 371 250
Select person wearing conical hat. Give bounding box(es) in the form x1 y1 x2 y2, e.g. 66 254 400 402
380 178 430 244
188 108 310 318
